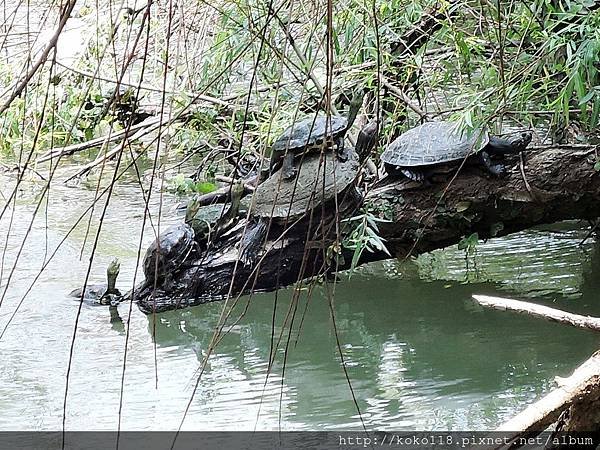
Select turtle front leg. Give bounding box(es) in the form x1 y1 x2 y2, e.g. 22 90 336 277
335 135 348 162
282 152 297 179
269 150 282 175
479 151 506 177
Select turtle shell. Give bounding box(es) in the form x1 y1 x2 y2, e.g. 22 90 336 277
186 201 247 237
188 203 228 232
271 115 348 152
69 284 108 301
143 223 195 282
249 150 359 220
381 121 490 167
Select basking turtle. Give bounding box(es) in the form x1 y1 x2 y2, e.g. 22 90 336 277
381 121 532 181
143 223 196 284
240 121 378 266
269 92 363 180
69 258 122 306
185 180 245 246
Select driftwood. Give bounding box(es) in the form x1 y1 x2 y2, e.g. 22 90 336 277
472 295 600 332
471 295 600 444
494 350 600 448
35 117 161 163
133 146 600 313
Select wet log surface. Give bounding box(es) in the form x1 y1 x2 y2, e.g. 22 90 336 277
133 147 600 313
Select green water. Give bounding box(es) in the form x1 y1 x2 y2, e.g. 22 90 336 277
0 169 598 430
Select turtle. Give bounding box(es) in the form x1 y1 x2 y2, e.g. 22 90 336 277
143 222 196 285
239 121 378 266
268 92 364 180
69 258 122 306
185 179 246 246
381 121 533 182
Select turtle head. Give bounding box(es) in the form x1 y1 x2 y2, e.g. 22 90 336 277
512 130 533 151
106 258 120 293
185 196 202 223
230 180 245 207
346 89 364 130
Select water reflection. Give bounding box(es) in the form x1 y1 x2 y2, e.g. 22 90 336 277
151 245 600 430
1 166 599 430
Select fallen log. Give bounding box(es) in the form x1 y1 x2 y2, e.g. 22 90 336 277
471 295 600 332
493 350 600 448
35 117 161 163
368 147 600 258
132 145 600 313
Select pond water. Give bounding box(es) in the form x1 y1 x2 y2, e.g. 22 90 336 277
0 167 598 431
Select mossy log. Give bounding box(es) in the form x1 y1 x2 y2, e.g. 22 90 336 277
132 147 600 313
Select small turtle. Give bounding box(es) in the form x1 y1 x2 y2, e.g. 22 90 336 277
239 121 378 266
269 92 363 180
69 258 122 306
381 121 532 181
185 180 246 246
143 223 196 285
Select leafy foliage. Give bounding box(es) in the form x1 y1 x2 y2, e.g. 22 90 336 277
2 0 600 173
342 212 391 275
458 232 479 256
168 174 217 195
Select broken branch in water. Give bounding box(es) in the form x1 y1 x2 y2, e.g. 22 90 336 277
36 117 161 164
494 350 600 447
63 119 167 182
471 295 600 332
471 295 600 443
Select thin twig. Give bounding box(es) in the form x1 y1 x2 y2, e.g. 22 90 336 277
0 0 78 116
381 76 429 119
36 117 161 163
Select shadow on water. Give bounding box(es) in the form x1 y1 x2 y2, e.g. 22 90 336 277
149 239 600 430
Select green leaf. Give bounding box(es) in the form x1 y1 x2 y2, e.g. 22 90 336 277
579 90 596 105
455 201 471 213
594 161 600 172
458 232 479 250
194 181 217 194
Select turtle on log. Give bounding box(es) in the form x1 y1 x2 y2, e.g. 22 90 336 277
143 223 196 285
381 121 532 181
269 92 363 180
240 120 378 266
185 180 246 247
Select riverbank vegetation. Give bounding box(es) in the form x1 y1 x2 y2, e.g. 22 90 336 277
1 0 599 169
